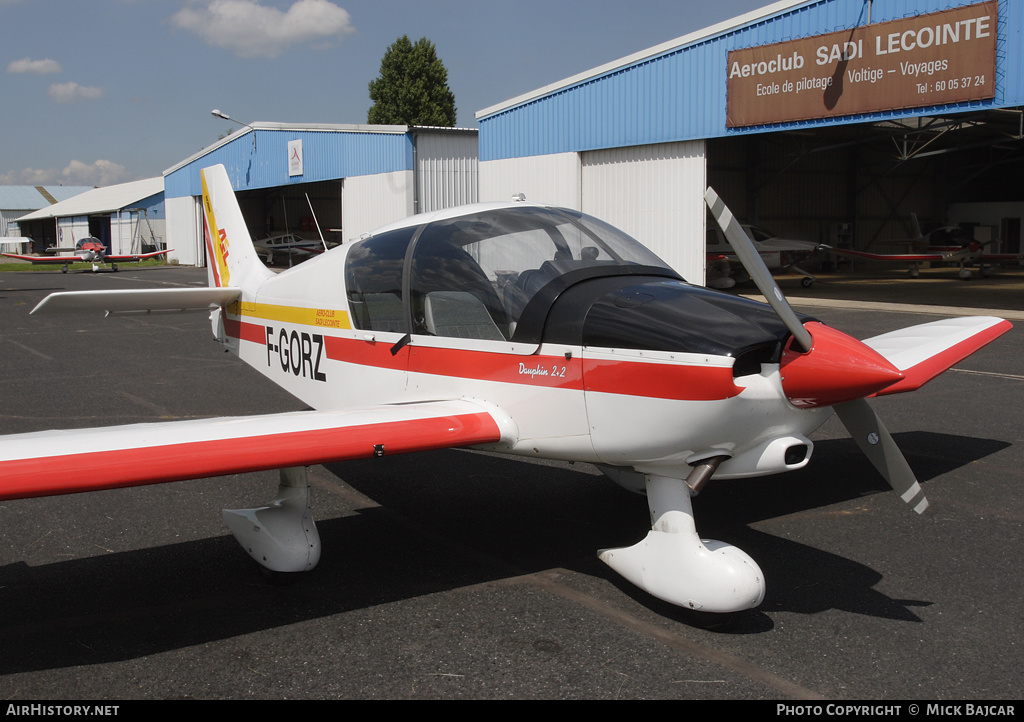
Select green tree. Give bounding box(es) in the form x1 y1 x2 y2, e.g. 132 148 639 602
367 35 457 126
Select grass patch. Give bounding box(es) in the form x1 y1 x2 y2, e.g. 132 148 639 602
0 258 170 272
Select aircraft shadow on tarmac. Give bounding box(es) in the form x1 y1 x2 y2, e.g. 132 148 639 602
0 431 1008 673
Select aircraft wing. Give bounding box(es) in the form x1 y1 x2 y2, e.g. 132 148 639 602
0 400 513 501
863 316 1012 396
1 253 86 264
818 246 955 262
30 287 242 314
105 249 173 262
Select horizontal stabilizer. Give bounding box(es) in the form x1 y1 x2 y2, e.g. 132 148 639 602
31 287 242 315
0 400 514 500
863 316 1012 396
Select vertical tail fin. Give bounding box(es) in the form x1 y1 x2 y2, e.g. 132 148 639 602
200 164 273 290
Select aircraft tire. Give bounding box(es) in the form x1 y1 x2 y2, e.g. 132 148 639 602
800 277 814 288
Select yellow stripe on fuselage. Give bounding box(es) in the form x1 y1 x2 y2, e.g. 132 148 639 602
228 301 352 330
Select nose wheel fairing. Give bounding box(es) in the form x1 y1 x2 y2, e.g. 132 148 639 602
599 474 765 613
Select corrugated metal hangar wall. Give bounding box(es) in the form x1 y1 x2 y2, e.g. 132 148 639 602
477 0 1024 283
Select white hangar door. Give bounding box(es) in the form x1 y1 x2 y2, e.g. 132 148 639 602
581 140 706 285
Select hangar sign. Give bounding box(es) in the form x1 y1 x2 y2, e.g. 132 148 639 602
726 1 997 128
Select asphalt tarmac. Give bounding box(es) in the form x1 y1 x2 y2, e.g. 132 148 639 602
0 264 1021 700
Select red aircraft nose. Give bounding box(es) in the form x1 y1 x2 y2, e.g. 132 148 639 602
780 322 904 408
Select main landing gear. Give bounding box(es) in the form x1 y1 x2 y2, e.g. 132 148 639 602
222 466 321 578
222 462 763 628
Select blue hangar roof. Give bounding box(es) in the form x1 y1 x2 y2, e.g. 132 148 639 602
164 123 476 199
475 0 1023 161
0 185 93 211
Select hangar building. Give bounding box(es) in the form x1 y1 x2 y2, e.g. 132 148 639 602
476 0 1022 285
1 185 93 245
15 177 165 256
163 124 478 267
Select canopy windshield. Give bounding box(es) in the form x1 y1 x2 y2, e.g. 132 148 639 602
347 205 676 342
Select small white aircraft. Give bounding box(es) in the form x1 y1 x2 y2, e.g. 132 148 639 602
2 236 171 273
253 232 328 266
707 222 821 287
822 214 1024 279
0 165 1011 624
820 242 1024 280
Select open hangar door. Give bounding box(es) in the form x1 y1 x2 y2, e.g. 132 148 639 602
706 109 1024 274
235 179 343 266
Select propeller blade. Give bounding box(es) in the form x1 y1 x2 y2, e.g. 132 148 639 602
704 187 813 353
834 398 929 514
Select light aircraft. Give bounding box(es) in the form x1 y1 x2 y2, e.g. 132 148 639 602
0 165 1011 624
820 240 1023 279
253 232 328 266
707 222 821 287
1 236 171 273
822 213 1023 279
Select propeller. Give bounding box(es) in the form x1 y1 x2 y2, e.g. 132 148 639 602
703 187 928 514
833 399 929 513
704 188 812 353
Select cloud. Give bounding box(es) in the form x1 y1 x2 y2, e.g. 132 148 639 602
7 57 63 74
47 82 105 103
0 167 55 185
0 160 129 187
170 0 354 59
61 160 130 186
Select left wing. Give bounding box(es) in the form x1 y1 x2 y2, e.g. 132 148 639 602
1 253 86 264
2 249 172 264
105 249 173 262
30 287 242 314
0 400 514 501
818 246 959 263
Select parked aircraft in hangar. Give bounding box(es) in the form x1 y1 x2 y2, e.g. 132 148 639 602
707 222 822 287
822 214 1023 279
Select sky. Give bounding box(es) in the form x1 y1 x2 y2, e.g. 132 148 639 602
1 0 773 187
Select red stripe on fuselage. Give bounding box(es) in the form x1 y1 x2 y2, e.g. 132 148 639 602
0 412 500 500
223 318 268 345
226 320 741 401
582 358 740 400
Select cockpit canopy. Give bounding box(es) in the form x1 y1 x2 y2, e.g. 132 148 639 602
344 203 795 366
345 205 676 342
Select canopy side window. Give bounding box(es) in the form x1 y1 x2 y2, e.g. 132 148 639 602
345 226 417 333
409 223 512 340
